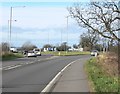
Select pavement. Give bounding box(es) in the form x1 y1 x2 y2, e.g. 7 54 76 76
52 58 90 92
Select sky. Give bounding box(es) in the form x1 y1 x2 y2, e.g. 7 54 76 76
1 0 89 48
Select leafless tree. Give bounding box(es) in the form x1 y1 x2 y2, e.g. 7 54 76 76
43 44 53 48
68 1 120 42
80 29 99 50
0 42 10 55
21 41 37 51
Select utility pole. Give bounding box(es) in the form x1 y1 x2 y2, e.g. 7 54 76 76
9 7 12 52
65 15 70 53
9 6 25 52
48 30 49 45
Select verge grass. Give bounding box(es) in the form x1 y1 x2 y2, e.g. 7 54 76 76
41 51 90 56
1 53 24 61
85 57 118 93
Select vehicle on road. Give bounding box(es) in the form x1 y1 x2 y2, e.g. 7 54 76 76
33 48 41 56
27 51 37 57
10 47 18 53
91 50 99 56
23 50 28 56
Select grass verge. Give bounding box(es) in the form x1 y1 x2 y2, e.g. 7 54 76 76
1 53 24 61
41 51 90 56
85 58 118 93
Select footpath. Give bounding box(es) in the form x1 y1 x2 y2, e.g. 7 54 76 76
52 58 90 92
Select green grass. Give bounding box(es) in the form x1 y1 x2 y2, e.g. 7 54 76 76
1 53 24 61
85 58 118 93
41 51 90 56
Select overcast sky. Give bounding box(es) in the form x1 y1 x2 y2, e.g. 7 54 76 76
1 1 89 48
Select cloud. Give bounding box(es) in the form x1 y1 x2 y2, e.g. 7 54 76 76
1 2 88 47
2 7 70 28
1 23 86 47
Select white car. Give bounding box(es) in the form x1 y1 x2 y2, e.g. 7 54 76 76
91 50 99 56
33 48 41 56
36 51 41 56
27 51 37 57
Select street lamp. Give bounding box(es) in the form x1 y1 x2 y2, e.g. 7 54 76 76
61 30 62 45
9 6 25 51
48 30 49 45
8 19 17 50
65 15 70 53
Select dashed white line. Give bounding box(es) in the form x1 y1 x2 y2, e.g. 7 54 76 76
4 65 22 70
3 56 59 71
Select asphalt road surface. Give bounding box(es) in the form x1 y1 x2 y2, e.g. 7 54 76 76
2 55 90 93
2 55 53 67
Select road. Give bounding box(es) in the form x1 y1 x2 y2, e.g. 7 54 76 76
2 55 53 67
2 55 90 93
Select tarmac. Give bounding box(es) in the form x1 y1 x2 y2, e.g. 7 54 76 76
52 58 90 92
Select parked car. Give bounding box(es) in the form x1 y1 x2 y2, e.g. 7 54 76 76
33 48 41 56
91 50 99 56
27 51 37 57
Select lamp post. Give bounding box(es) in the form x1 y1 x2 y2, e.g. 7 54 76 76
9 6 25 51
48 30 49 45
61 30 62 45
65 15 70 53
8 19 17 53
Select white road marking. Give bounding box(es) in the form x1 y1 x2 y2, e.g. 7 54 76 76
3 56 59 71
4 65 22 70
41 59 80 93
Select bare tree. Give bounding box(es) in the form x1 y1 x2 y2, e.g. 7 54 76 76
21 41 37 51
56 42 70 51
80 29 99 50
73 44 78 49
0 42 10 53
68 1 120 42
43 44 53 48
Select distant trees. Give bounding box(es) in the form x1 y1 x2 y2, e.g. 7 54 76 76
43 44 53 48
21 41 37 51
73 44 78 49
68 1 120 42
56 42 70 51
1 42 10 52
80 30 99 51
80 35 90 51
0 42 10 55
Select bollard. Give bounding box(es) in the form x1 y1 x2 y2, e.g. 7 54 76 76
95 53 97 57
58 52 60 56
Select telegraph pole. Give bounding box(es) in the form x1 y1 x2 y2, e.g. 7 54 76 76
9 6 25 52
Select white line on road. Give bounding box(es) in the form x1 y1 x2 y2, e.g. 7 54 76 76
2 56 59 71
41 58 81 93
4 65 22 71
